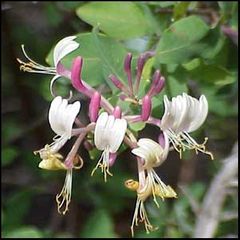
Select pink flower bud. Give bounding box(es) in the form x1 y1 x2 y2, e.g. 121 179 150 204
109 74 124 90
113 106 122 119
71 56 86 91
154 76 165 95
135 55 145 94
89 91 101 122
141 95 152 121
124 53 133 95
83 140 94 151
119 94 127 101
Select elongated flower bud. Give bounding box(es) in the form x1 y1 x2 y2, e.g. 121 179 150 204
89 91 101 122
124 53 133 95
141 95 152 121
147 70 161 97
113 106 122 119
109 74 124 90
154 76 165 95
135 55 145 94
71 57 86 91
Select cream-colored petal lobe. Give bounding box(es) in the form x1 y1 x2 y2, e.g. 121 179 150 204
56 99 69 136
53 36 79 66
188 95 208 132
49 96 63 135
64 101 81 139
103 115 115 145
109 118 127 153
160 95 171 131
131 147 149 160
94 112 108 150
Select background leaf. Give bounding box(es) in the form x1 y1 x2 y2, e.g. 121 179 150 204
76 2 155 40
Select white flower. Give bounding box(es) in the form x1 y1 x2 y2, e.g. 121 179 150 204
160 93 213 159
34 96 81 215
91 112 127 182
35 96 81 169
132 137 169 169
17 36 79 96
129 136 176 236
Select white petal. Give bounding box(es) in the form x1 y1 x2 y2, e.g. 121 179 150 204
160 95 171 131
64 101 81 139
57 99 69 135
53 36 79 67
94 112 109 150
49 97 80 138
131 147 148 159
103 115 115 145
49 96 63 135
109 118 127 153
187 95 208 132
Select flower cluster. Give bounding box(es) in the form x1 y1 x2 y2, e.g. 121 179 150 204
18 36 213 236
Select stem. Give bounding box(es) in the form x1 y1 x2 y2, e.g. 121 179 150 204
124 115 161 127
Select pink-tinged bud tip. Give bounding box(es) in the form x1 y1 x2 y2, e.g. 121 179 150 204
158 133 165 148
124 53 133 95
109 153 117 167
113 106 122 119
124 53 132 72
119 94 127 101
71 57 85 91
89 91 101 122
83 140 94 151
147 70 164 97
141 95 152 121
109 74 124 89
155 76 165 94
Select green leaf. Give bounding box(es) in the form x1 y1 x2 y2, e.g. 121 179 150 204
218 1 238 28
155 16 209 64
1 147 19 167
46 33 127 89
185 61 235 87
81 209 117 237
76 2 155 40
166 75 188 97
201 86 237 117
157 2 177 8
129 122 146 132
199 26 226 60
3 191 33 231
4 226 43 238
173 2 190 20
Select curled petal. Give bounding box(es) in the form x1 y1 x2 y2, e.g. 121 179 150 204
54 36 79 67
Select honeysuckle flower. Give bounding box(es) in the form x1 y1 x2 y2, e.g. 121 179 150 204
129 136 177 236
91 112 127 182
17 36 79 96
34 96 81 214
35 96 81 167
160 93 213 159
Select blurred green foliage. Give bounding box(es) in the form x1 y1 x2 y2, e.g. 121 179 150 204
2 1 238 238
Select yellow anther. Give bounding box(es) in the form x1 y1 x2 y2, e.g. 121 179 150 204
125 179 139 191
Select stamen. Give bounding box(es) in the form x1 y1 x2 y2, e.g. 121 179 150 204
50 75 73 99
56 169 72 215
91 147 113 182
166 129 214 160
